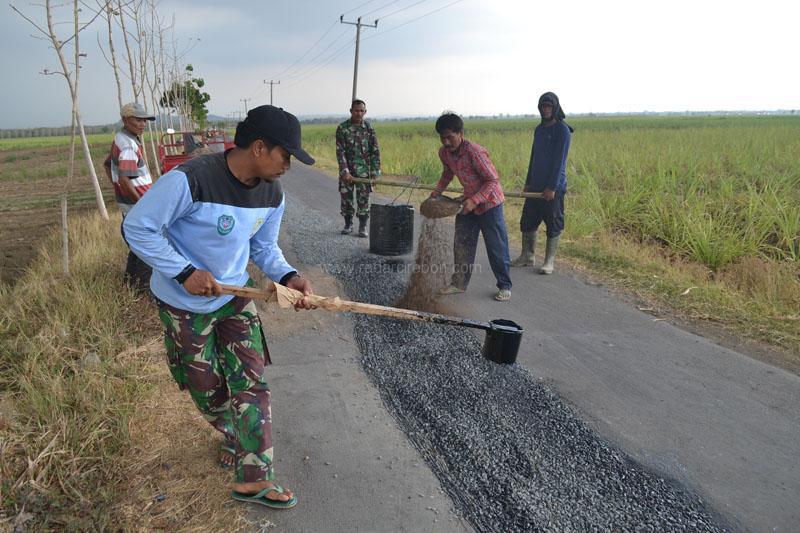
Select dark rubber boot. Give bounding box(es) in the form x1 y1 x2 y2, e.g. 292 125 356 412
539 235 560 274
341 216 353 235
511 231 537 267
357 216 368 238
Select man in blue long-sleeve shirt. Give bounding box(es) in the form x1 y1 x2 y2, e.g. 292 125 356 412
123 105 315 510
511 92 573 274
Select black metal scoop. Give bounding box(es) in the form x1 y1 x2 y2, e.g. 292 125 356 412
378 308 524 365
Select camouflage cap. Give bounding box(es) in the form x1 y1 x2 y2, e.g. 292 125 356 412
120 102 156 121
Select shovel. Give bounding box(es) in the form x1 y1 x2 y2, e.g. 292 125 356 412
220 282 523 365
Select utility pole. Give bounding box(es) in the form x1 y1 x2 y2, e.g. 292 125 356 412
263 79 280 105
340 15 378 102
240 98 251 116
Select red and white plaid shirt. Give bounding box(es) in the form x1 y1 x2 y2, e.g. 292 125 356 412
435 139 504 215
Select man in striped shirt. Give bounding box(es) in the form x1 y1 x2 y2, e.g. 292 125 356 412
103 102 156 293
430 113 512 302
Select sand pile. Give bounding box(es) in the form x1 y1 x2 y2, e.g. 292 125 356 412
397 217 451 312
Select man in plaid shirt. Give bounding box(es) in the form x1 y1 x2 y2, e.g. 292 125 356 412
429 113 512 302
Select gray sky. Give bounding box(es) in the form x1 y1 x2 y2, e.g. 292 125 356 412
2 0 798 128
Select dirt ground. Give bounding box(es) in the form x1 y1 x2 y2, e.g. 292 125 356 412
0 145 117 285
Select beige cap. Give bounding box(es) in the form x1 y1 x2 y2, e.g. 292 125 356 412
120 102 155 121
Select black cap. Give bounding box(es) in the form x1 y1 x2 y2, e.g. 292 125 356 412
243 105 315 165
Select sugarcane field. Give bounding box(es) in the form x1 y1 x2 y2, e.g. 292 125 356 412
1 1 799 532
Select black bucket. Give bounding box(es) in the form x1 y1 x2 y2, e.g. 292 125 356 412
369 203 414 256
481 319 523 364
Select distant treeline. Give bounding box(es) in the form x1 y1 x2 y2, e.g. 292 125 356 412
0 124 116 139
3 110 796 139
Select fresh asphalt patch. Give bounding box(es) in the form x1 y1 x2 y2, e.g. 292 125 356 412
268 197 730 532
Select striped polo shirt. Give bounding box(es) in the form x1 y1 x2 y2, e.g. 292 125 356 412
109 128 153 206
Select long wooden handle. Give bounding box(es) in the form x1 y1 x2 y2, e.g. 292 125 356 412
219 283 492 331
350 176 544 199
219 283 276 300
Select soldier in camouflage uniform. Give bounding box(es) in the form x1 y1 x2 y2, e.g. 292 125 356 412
336 99 381 237
123 105 316 510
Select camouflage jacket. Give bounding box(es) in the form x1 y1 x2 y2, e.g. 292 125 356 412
335 119 381 178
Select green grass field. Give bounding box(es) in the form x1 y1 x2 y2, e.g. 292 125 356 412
1 115 798 527
304 115 800 268
304 115 800 353
2 116 798 352
0 133 115 151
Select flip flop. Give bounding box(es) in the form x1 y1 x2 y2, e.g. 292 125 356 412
231 484 298 510
219 441 235 469
494 289 511 302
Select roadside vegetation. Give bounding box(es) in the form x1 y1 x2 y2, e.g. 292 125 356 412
304 115 800 357
0 135 246 529
0 213 245 529
0 115 797 526
0 214 149 528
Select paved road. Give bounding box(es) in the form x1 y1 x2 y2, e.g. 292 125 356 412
257 163 799 532
246 240 468 531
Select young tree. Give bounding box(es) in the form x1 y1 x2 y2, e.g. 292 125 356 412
11 0 110 220
160 65 211 130
97 2 124 110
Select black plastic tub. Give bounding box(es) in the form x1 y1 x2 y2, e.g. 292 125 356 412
482 319 523 364
369 203 414 256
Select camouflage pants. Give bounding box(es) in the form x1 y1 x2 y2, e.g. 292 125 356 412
339 180 371 218
157 294 275 483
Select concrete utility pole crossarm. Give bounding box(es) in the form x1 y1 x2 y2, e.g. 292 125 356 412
263 79 280 105
340 15 378 102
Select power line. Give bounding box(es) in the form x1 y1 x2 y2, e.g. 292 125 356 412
341 0 380 16
282 37 356 90
284 0 465 91
375 0 428 22
270 19 338 80
247 18 349 100
280 27 352 81
244 25 350 101
261 0 415 89
252 0 427 99
363 0 465 41
360 0 403 18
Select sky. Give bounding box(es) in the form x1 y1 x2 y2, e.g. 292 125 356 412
2 0 798 128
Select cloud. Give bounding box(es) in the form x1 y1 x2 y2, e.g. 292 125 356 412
160 2 248 32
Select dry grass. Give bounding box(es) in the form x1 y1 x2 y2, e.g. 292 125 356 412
0 212 248 530
112 341 247 531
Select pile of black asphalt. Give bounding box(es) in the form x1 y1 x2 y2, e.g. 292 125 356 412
285 200 728 532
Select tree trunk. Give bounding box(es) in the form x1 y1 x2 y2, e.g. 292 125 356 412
45 0 109 220
61 194 70 275
76 110 109 219
106 6 124 109
119 0 138 102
